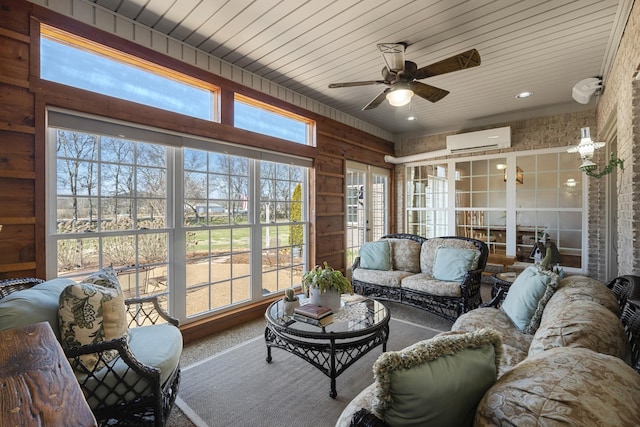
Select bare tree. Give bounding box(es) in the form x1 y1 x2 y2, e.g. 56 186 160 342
183 149 208 224
56 130 98 229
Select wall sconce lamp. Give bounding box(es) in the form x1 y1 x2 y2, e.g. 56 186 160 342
567 127 624 178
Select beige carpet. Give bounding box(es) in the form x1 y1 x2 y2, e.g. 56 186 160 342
176 318 443 427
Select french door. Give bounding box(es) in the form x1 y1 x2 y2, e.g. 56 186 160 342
346 162 390 271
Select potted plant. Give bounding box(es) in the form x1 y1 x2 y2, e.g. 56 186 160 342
302 262 353 311
282 288 299 316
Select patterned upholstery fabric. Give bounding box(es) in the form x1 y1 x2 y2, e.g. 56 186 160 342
475 347 640 427
335 383 380 427
352 268 414 288
401 274 463 297
58 267 128 371
529 299 631 362
386 239 421 273
452 307 533 376
420 238 480 275
545 274 620 316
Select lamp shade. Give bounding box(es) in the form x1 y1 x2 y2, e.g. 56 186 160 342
386 88 414 107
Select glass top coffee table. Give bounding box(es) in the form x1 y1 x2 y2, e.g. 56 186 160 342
264 296 390 398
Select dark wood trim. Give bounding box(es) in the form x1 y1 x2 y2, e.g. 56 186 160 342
180 296 280 344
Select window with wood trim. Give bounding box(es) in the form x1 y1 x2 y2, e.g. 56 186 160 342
234 94 314 145
40 25 219 121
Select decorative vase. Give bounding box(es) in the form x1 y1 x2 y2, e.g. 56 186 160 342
283 298 299 316
308 287 342 312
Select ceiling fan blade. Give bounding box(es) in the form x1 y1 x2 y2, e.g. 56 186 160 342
328 80 385 88
410 81 449 103
414 49 481 80
362 88 391 110
378 42 406 72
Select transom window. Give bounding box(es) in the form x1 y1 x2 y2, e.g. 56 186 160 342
234 94 314 145
40 25 218 121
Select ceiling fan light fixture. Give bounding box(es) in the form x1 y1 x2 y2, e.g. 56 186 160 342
386 88 414 107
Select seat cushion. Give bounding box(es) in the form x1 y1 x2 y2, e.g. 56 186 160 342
373 329 502 427
500 265 559 334
353 268 414 288
77 323 183 409
0 278 75 340
401 274 462 297
475 347 640 427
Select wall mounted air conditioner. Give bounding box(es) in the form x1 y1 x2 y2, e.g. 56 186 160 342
446 126 511 154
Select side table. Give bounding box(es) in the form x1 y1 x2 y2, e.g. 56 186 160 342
491 272 518 298
0 322 96 426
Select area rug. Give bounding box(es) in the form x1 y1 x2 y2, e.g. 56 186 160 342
176 318 443 427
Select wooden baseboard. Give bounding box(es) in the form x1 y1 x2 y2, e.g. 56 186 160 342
180 296 280 345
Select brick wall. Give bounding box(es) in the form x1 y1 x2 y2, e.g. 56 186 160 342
597 1 640 277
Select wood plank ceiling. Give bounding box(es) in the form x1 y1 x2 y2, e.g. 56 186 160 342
91 0 633 138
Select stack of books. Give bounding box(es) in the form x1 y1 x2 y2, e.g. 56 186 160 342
293 304 333 327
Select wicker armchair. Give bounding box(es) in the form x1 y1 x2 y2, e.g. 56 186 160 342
0 277 181 427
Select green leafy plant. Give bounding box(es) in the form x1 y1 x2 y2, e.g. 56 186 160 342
284 288 297 302
302 262 353 296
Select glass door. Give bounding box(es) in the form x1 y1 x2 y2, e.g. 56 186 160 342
346 162 389 269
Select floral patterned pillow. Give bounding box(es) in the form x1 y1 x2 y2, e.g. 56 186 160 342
58 266 129 371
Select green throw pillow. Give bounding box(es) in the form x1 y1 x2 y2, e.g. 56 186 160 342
58 266 129 371
432 247 478 281
359 241 392 271
374 329 502 427
501 265 559 334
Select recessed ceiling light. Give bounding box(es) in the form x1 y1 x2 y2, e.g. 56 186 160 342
515 91 534 99
407 115 417 121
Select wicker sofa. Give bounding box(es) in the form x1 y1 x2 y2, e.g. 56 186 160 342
336 273 640 426
352 234 488 321
0 272 182 427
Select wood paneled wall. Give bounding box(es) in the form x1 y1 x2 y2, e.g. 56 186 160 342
0 0 394 279
0 0 37 278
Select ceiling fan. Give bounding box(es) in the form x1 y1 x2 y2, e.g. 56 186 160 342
328 43 481 110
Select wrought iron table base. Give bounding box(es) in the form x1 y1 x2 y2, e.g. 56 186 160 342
265 323 389 398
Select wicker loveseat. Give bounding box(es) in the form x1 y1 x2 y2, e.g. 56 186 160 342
0 273 182 427
352 234 488 321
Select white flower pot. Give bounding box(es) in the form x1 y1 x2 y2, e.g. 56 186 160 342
308 287 341 312
283 298 299 316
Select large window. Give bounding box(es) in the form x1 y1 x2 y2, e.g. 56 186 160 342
47 113 310 322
